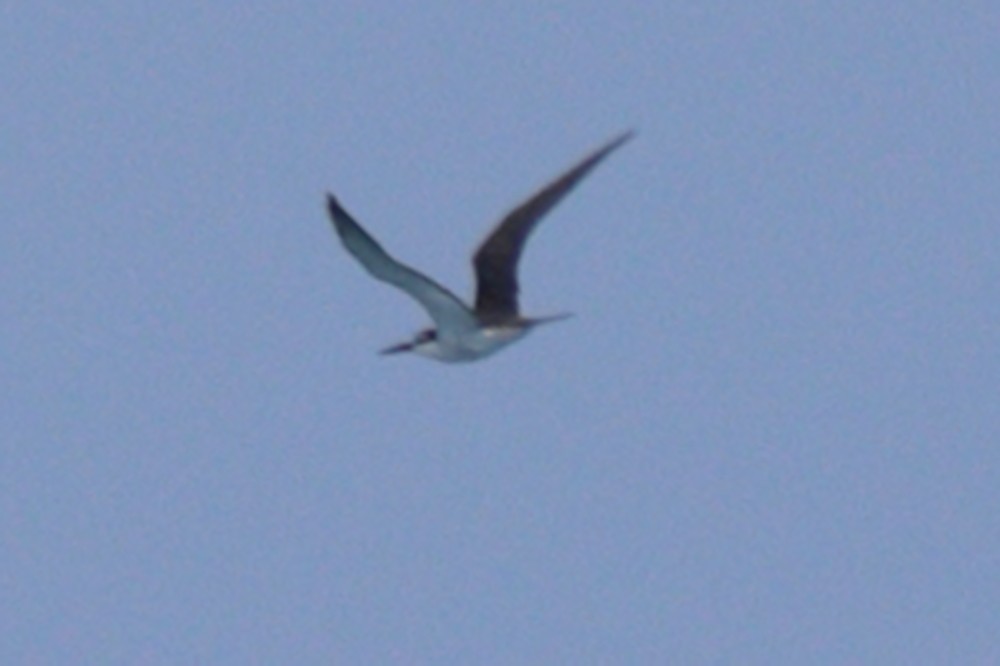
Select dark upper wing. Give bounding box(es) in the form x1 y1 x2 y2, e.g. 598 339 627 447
326 194 479 339
472 131 634 319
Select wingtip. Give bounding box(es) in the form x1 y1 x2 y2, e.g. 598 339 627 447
609 129 637 150
581 130 635 166
326 192 343 214
326 193 353 231
325 193 353 240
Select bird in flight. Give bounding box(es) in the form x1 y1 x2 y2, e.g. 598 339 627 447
326 130 633 363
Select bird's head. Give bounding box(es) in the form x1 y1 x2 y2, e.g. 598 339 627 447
379 328 437 356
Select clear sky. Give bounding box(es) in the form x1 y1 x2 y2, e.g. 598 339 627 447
3 2 998 663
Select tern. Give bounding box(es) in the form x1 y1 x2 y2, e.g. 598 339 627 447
326 130 633 362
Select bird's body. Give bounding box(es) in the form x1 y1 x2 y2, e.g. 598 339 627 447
398 322 531 363
326 131 633 362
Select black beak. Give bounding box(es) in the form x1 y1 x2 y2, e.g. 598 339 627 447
379 341 414 355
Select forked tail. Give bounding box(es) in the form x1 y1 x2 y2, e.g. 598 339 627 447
525 313 574 328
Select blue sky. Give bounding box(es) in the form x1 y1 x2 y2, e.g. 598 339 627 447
3 2 998 663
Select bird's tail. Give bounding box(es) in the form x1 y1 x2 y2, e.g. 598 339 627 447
524 313 574 328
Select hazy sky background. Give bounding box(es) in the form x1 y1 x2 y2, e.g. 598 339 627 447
3 2 998 663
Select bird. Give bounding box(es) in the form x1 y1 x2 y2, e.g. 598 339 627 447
326 130 633 362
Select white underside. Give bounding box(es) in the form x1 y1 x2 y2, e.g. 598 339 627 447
413 326 529 363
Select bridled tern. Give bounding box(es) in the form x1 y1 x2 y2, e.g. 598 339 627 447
326 131 633 362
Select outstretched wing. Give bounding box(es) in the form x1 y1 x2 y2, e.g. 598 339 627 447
327 194 479 340
472 131 634 320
